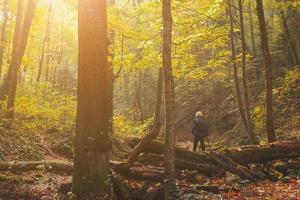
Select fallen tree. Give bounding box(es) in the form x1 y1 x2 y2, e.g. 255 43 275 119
129 138 300 181
128 122 161 165
0 161 73 174
138 153 221 176
0 139 299 196
129 138 300 166
0 160 166 182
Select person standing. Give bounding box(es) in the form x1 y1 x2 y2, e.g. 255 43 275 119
192 111 209 152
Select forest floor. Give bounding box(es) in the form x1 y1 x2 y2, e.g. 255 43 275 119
0 129 300 199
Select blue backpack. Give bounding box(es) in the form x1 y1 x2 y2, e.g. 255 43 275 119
192 117 209 137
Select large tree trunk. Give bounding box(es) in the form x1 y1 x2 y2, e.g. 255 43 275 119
227 0 248 134
0 0 8 78
238 0 257 144
255 0 276 143
6 0 37 121
162 0 177 197
72 0 112 197
37 4 52 82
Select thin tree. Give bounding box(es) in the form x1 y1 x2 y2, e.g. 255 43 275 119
107 0 116 135
227 0 248 134
238 0 257 144
255 0 276 142
281 10 299 67
6 0 37 121
0 0 24 101
248 1 260 81
153 67 163 124
162 0 177 198
37 3 52 82
72 0 112 197
0 0 9 78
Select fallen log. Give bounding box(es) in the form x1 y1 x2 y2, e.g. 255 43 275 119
206 152 266 182
0 161 73 175
225 140 300 165
0 160 179 182
138 153 222 176
112 174 137 200
129 138 300 166
128 122 161 165
129 138 211 165
110 161 164 181
129 138 300 181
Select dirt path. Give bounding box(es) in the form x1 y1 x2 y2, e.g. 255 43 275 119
37 134 69 161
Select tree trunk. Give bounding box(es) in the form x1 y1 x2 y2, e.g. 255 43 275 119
143 70 147 118
281 10 299 67
52 22 64 86
0 0 24 101
162 0 177 197
37 4 52 82
248 1 260 82
6 0 37 121
227 0 248 134
0 0 8 78
255 0 276 143
137 71 144 120
72 0 112 197
107 0 116 137
238 0 257 144
153 67 163 124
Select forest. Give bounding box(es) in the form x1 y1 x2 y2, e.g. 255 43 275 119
0 0 299 199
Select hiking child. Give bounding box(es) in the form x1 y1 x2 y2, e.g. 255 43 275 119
192 111 209 152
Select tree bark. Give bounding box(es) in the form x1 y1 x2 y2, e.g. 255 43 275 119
238 0 257 144
227 0 248 134
6 0 37 121
73 0 112 197
255 0 276 143
0 0 8 78
162 0 177 197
